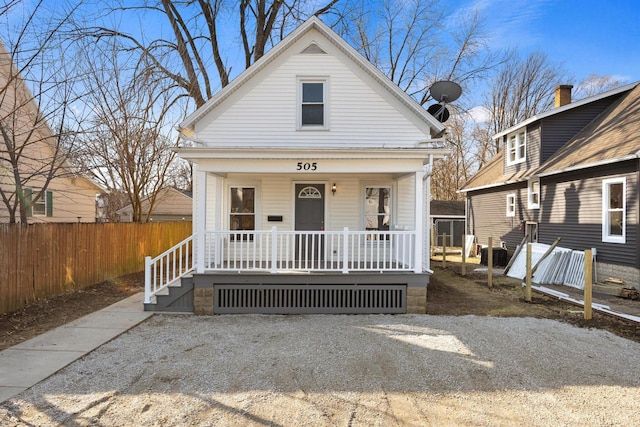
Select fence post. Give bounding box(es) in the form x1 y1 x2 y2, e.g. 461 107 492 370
584 249 593 320
525 243 532 302
461 233 466 276
487 237 493 288
144 256 152 304
442 232 447 268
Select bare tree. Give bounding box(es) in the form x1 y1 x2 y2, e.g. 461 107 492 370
431 115 475 200
573 74 627 100
0 1 85 223
164 159 193 192
338 0 505 107
83 0 342 109
71 39 182 223
483 51 567 152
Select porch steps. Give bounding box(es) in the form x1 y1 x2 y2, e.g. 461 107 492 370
144 276 194 312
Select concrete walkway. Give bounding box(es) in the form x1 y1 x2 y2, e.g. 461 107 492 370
0 292 153 403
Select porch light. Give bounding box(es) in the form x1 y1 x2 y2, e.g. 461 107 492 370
331 183 337 195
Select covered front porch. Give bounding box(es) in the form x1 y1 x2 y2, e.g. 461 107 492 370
144 146 447 314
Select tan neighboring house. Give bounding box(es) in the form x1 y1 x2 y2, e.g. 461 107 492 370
116 187 193 222
0 40 102 223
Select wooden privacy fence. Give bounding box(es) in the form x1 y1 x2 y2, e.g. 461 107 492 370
0 221 192 315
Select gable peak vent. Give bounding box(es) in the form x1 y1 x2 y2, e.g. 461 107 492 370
300 43 327 54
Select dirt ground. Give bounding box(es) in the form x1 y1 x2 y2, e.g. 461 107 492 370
1 261 639 350
0 272 144 351
428 264 640 343
3 263 640 426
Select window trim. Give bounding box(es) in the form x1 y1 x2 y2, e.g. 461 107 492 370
528 178 540 209
297 77 329 130
506 193 516 217
506 130 526 165
363 185 393 241
27 188 53 217
228 184 258 239
602 177 626 244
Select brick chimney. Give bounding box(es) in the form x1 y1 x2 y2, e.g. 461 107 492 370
554 84 573 108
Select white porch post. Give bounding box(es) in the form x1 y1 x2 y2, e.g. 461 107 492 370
424 157 433 272
196 166 207 273
414 169 425 273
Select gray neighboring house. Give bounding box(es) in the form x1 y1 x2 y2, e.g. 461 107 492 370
460 83 640 286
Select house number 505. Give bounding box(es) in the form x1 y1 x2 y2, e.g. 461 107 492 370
296 162 317 171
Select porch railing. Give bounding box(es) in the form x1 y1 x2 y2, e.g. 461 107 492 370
203 227 416 273
144 235 194 304
145 228 417 305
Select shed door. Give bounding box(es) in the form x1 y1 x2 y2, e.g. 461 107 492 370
295 184 324 262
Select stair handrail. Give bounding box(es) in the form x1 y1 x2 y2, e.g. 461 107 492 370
145 234 194 304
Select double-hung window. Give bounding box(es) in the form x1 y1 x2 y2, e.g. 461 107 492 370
230 187 255 240
299 78 327 129
602 177 625 243
365 186 391 240
506 193 516 217
528 178 540 209
25 188 53 217
506 131 526 165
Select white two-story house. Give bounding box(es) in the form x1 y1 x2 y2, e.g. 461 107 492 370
144 17 450 314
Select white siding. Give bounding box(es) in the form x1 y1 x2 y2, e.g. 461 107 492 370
194 33 431 148
261 176 293 231
328 178 361 230
397 175 416 229
206 173 415 233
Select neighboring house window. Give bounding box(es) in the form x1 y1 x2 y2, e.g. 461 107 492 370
506 193 516 217
365 187 391 239
528 178 540 209
230 187 255 239
506 131 526 165
602 177 625 243
25 188 53 217
299 78 327 129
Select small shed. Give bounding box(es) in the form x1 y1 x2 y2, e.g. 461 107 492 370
430 200 465 247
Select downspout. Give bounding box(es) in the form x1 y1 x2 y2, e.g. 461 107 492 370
423 154 434 273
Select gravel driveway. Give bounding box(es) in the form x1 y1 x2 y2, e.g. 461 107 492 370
2 314 640 426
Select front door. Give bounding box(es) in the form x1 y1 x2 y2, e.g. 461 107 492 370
295 184 325 262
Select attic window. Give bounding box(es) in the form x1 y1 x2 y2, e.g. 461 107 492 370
300 43 327 54
298 78 328 129
506 131 526 165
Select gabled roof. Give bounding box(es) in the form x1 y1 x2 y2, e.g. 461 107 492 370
430 200 465 216
536 83 640 176
492 82 638 140
461 82 640 193
179 16 445 136
116 187 192 216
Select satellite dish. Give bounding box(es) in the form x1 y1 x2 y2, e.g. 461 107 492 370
429 80 462 103
427 103 450 122
427 80 461 123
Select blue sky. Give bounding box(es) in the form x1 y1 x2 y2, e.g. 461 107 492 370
449 0 640 84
